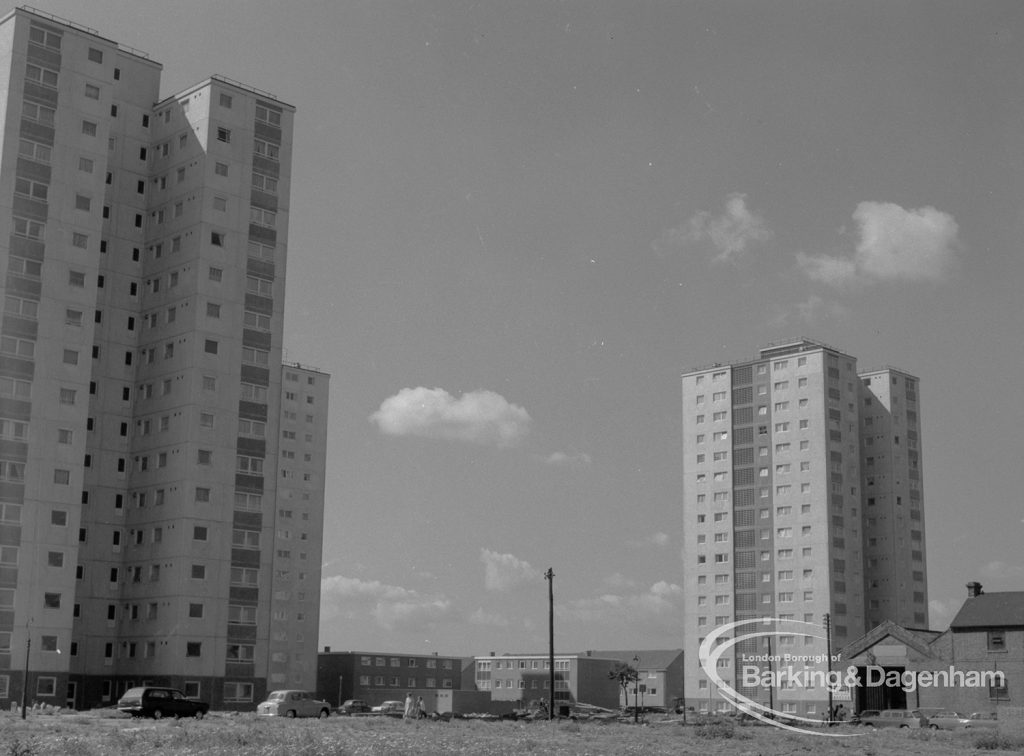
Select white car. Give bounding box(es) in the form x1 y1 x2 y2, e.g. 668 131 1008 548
257 690 331 718
372 700 405 716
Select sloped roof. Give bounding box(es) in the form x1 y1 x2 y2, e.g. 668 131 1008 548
585 649 684 670
839 620 939 661
950 592 1024 629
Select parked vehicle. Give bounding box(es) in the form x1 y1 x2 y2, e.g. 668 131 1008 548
117 687 209 719
850 709 880 725
339 699 372 714
858 708 929 728
257 690 331 718
923 710 973 730
372 700 405 716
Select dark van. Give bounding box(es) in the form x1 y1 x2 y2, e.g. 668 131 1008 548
117 687 209 719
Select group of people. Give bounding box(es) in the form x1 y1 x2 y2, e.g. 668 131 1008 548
403 692 427 720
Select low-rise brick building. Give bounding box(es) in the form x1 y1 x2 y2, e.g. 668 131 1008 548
841 582 1023 720
316 649 467 709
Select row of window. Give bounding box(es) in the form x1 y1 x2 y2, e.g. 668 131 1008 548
357 676 453 688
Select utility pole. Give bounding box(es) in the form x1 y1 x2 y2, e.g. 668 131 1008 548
545 568 555 719
824 613 833 726
21 634 30 720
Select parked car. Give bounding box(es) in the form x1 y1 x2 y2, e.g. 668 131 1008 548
257 690 332 718
850 709 880 725
858 709 929 728
967 712 1000 729
339 699 372 715
117 686 209 719
923 710 973 730
372 700 405 716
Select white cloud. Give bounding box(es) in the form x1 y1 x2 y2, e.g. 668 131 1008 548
480 548 541 591
796 252 859 285
558 582 684 626
545 450 592 467
648 532 670 547
798 202 961 285
320 575 452 631
686 193 773 262
370 387 531 448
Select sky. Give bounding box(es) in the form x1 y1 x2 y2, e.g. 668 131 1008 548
36 0 1024 657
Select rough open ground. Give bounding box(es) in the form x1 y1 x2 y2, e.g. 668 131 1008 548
2 711 1024 755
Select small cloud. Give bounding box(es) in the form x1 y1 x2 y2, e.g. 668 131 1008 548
558 582 685 626
468 608 509 627
371 387 531 448
654 193 772 261
480 548 541 591
545 450 592 467
648 532 670 547
320 575 452 631
796 252 859 286
798 202 961 286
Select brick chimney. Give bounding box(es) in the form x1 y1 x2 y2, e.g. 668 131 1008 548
966 582 984 598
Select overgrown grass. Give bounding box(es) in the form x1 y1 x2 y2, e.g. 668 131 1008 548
0 710 1020 756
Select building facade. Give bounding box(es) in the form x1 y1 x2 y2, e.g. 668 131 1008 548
0 8 327 710
316 650 467 710
841 582 1021 720
588 649 685 710
472 652 622 710
681 339 926 717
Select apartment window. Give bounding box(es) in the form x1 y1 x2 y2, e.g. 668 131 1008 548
197 450 212 465
241 347 269 365
26 63 59 87
189 602 204 618
211 232 224 246
246 277 273 296
216 127 231 143
193 526 208 542
195 487 210 503
25 102 56 129
213 196 227 212
190 565 206 580
14 217 44 240
82 120 97 136
252 173 278 193
208 267 223 282
254 139 279 159
255 105 282 126
204 340 218 355
59 388 77 405
244 311 271 330
232 529 260 549
84 83 100 100
19 138 52 162
249 207 277 227
988 630 1006 651
215 162 229 176
237 456 264 474
15 178 49 201
186 642 202 657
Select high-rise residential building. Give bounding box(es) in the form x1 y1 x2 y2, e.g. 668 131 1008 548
0 8 328 710
681 339 926 717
